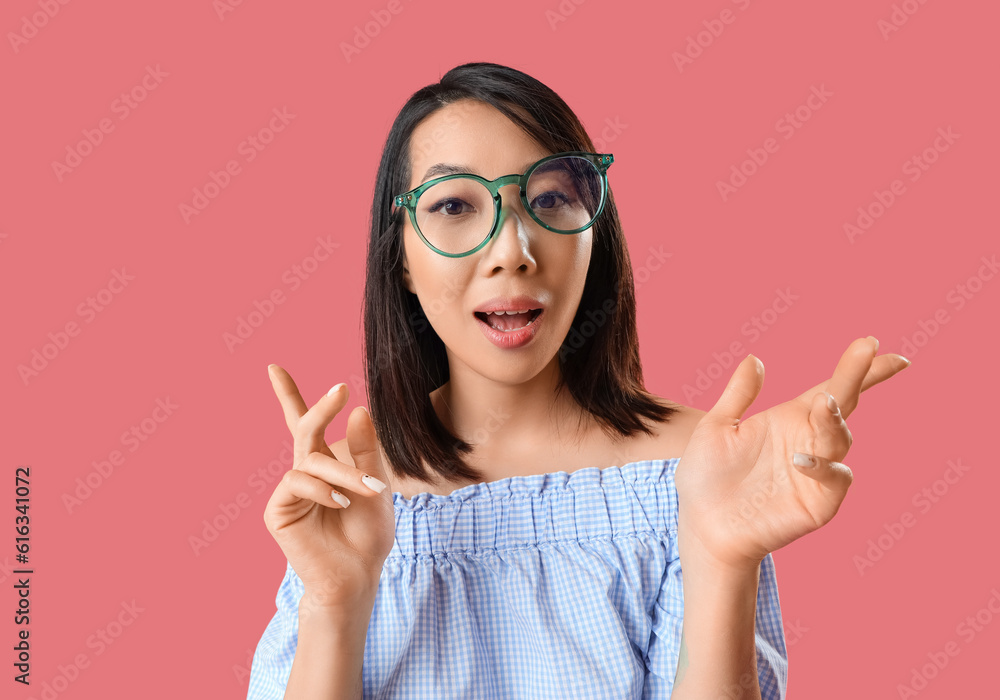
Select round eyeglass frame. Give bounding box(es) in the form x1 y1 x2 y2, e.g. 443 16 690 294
392 151 615 258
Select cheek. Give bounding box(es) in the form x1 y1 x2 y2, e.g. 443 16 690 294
403 228 435 295
564 233 593 284
405 232 472 324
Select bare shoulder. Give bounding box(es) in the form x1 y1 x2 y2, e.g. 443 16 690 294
637 395 707 460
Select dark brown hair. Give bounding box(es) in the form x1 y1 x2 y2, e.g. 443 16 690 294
363 62 677 485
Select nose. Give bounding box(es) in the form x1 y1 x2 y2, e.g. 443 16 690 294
481 183 536 268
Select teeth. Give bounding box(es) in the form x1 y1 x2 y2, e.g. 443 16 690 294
487 310 530 315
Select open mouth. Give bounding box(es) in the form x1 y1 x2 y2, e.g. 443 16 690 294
474 308 543 332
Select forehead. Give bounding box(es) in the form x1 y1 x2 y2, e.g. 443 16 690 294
407 100 550 188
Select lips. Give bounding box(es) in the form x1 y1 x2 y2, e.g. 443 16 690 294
474 308 544 349
474 308 543 330
473 294 547 315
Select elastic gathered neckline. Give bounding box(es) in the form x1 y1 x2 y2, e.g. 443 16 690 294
392 458 680 509
386 458 680 560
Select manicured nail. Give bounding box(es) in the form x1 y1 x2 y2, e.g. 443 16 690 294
327 383 346 397
361 473 387 494
267 364 276 375
793 452 817 468
331 490 350 508
899 355 912 367
866 335 879 353
825 391 840 415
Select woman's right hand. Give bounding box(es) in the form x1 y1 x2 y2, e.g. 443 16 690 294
262 364 396 612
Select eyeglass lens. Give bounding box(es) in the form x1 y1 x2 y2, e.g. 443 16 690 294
412 155 604 256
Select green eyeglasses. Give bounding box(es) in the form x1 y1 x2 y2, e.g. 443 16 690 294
393 151 614 258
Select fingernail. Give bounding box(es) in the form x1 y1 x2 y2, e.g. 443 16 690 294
825 391 840 415
866 335 879 353
361 473 387 494
331 490 351 508
267 364 276 375
327 383 346 397
899 355 912 367
793 452 817 468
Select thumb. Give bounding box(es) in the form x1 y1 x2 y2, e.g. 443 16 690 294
707 354 765 427
346 405 392 493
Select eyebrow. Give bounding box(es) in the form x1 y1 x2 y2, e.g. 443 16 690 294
420 159 540 185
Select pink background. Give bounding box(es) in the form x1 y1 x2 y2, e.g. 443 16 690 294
3 0 998 697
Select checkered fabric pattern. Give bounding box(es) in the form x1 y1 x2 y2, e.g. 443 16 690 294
247 459 788 699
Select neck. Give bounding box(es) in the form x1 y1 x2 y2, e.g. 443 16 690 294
430 354 593 467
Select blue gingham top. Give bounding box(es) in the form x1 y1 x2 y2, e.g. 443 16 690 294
247 458 788 698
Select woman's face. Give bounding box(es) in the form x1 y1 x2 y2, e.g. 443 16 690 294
401 99 593 386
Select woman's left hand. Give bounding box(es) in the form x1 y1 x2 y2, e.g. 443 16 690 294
674 336 911 572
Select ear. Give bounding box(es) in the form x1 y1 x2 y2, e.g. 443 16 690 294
401 256 415 294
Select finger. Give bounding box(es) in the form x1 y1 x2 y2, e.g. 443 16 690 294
270 468 351 516
268 364 309 434
859 353 911 394
796 352 911 415
808 390 853 463
707 354 764 427
294 383 351 467
346 406 393 491
825 337 878 419
790 451 854 507
298 448 389 499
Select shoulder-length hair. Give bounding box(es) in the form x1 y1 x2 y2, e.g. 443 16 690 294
363 61 677 485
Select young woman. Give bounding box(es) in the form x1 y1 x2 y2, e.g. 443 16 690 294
247 62 910 699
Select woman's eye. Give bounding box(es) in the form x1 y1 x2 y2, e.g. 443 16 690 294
531 191 570 209
429 199 470 216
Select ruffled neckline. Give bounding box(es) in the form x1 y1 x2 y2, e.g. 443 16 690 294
391 457 680 512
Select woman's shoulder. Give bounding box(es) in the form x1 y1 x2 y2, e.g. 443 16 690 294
621 394 706 464
327 395 707 496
